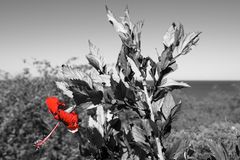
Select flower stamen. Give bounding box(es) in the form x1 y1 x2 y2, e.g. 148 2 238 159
34 122 60 150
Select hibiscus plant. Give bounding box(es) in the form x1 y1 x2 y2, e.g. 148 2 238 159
35 5 201 160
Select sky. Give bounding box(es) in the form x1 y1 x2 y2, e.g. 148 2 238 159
0 0 240 80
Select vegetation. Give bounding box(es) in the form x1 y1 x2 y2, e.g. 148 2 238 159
1 5 240 160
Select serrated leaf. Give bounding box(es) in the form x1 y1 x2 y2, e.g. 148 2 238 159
61 65 93 88
69 79 103 105
86 40 106 74
112 79 127 101
89 69 110 87
177 31 201 55
55 81 73 98
160 78 190 90
88 69 105 92
88 116 104 137
111 78 135 103
132 125 149 146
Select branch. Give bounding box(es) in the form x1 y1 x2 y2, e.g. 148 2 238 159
142 80 165 160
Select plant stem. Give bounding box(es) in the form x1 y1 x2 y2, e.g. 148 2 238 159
143 80 165 160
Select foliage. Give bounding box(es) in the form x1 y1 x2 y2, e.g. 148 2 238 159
1 3 240 160
31 5 201 160
166 122 240 160
0 74 80 159
1 73 240 159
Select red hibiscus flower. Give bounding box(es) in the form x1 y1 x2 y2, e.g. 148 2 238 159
34 96 79 150
58 110 79 132
45 96 65 120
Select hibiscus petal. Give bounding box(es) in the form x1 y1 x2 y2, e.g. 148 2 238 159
58 110 79 132
45 97 60 116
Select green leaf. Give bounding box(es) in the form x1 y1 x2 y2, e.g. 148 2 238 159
131 125 149 146
141 119 158 137
112 79 127 101
64 105 76 113
163 23 177 48
69 79 103 105
103 87 115 104
88 116 104 137
161 101 182 138
132 144 148 160
118 109 139 134
157 48 173 73
152 87 168 102
163 22 184 48
127 57 142 81
105 5 128 37
165 139 186 160
111 78 135 104
132 20 144 50
55 81 73 98
106 5 144 51
159 78 190 90
169 139 189 160
86 40 107 74
61 65 93 88
141 119 152 137
152 97 164 116
88 69 111 91
96 105 105 126
87 128 104 148
115 46 134 81
161 92 175 121
177 31 201 55
121 5 133 32
109 118 121 131
148 57 158 81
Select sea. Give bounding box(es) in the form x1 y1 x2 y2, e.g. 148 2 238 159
181 81 240 99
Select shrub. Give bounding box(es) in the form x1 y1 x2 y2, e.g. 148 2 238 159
34 5 201 160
